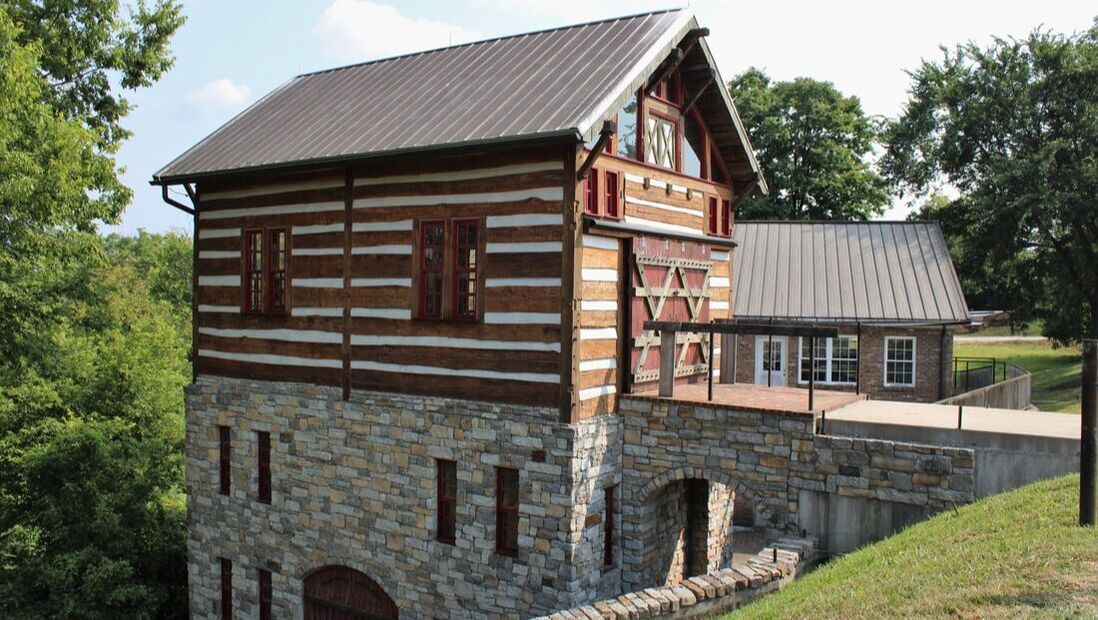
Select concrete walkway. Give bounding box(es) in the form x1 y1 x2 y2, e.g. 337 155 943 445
829 399 1079 439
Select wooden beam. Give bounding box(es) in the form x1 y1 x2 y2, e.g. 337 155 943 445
646 48 685 96
644 320 839 339
577 119 616 181
681 70 716 116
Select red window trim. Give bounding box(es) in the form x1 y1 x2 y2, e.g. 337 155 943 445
583 168 600 216
707 195 719 236
436 459 457 544
256 431 271 504
218 425 230 496
721 198 732 238
495 467 519 557
219 557 232 620
603 170 622 220
242 227 288 315
451 219 479 322
603 485 616 568
258 568 272 620
417 220 446 320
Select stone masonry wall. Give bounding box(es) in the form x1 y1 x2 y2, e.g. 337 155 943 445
186 376 620 619
731 326 951 403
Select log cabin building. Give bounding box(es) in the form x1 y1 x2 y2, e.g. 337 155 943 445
154 9 805 619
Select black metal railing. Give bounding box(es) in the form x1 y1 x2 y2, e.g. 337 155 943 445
952 356 1007 392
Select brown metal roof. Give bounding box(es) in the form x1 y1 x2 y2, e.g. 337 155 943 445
154 9 764 189
731 221 971 324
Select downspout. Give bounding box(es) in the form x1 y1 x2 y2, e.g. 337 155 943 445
159 182 199 382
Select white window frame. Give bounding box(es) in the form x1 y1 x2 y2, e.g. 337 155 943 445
883 336 917 387
797 336 858 386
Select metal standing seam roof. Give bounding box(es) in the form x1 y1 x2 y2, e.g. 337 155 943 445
731 221 971 324
153 9 764 188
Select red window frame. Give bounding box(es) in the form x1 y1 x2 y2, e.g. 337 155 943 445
218 425 230 496
707 196 720 236
603 170 621 219
603 485 616 568
219 557 232 619
721 198 732 238
258 568 272 620
583 168 600 216
437 459 457 544
257 431 271 504
417 220 446 320
243 228 287 314
451 220 479 321
495 467 519 557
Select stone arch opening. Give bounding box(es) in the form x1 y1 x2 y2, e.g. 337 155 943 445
303 565 399 620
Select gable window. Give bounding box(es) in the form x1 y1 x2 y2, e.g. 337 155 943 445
436 459 457 544
219 558 232 619
615 101 638 159
258 568 272 620
495 467 519 556
243 228 287 314
256 431 271 504
416 220 481 321
218 425 231 496
603 485 616 568
884 336 916 387
799 337 858 385
583 168 599 216
644 113 678 170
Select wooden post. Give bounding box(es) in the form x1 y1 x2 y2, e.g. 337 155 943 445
659 329 676 398
808 335 815 411
707 333 715 402
1082 340 1097 527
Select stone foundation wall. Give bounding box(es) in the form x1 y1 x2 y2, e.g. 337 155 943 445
185 376 619 619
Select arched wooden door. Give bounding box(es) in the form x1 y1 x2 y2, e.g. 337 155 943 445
303 566 398 620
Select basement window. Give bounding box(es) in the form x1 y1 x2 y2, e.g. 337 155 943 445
437 459 457 544
256 431 271 504
884 336 916 387
496 467 519 556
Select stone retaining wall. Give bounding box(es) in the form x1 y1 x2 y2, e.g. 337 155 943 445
532 537 820 620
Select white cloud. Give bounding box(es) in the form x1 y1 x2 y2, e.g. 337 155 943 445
186 79 252 113
314 0 482 62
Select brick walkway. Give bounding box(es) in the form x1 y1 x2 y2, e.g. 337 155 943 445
647 382 866 413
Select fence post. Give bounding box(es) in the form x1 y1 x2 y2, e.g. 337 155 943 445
1082 340 1097 527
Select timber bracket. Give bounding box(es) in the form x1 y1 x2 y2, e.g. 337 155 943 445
577 119 616 181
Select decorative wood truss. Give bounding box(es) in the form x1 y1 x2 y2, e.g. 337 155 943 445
632 253 712 383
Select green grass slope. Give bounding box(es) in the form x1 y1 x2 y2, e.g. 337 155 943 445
954 340 1081 413
728 475 1098 619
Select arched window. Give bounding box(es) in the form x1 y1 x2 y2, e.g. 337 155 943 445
303 566 398 619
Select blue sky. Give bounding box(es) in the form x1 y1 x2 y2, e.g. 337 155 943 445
114 0 1096 235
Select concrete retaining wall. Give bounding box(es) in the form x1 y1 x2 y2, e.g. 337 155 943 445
938 365 1031 409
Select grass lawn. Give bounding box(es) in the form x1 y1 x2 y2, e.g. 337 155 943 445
728 475 1098 619
970 319 1046 337
953 339 1082 413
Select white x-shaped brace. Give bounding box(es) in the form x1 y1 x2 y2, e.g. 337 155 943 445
632 255 713 380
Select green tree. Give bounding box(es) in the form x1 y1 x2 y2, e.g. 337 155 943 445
728 67 890 220
883 20 1098 342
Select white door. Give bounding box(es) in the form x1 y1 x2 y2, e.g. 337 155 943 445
754 336 788 386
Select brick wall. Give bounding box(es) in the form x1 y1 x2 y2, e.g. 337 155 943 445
730 326 953 403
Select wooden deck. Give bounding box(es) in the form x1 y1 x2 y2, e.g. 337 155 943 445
636 382 866 413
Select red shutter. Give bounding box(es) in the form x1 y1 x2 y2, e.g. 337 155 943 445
257 431 271 504
418 221 445 319
218 426 230 495
604 171 620 219
707 197 719 235
437 459 457 543
721 199 731 237
583 169 600 216
451 220 479 321
495 467 519 556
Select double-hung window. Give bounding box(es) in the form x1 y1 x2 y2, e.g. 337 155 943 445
884 336 916 387
416 220 480 321
243 228 288 314
436 459 457 544
799 337 858 385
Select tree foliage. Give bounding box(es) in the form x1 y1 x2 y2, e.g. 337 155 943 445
883 20 1098 342
727 67 890 220
0 1 187 616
